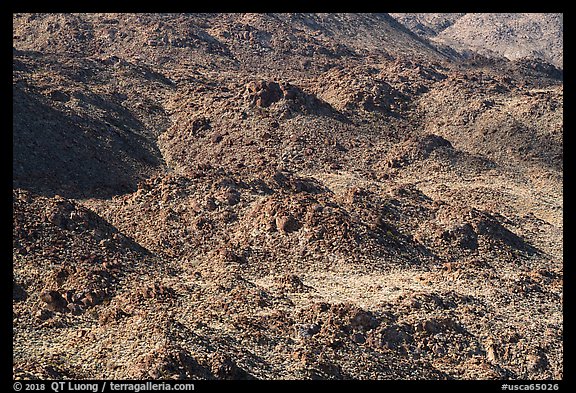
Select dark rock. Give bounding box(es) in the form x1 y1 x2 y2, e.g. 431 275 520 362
218 189 240 206
418 317 463 335
528 350 549 372
67 303 83 315
277 274 305 292
350 309 379 331
81 291 97 307
209 354 251 380
36 308 54 320
351 332 366 344
205 197 218 211
190 117 211 135
219 249 245 264
276 214 300 234
312 302 330 313
211 132 223 144
376 324 414 349
13 281 27 301
295 323 321 339
441 223 479 250
49 90 69 102
54 267 70 282
63 290 75 303
40 290 68 311
247 80 284 108
99 307 130 324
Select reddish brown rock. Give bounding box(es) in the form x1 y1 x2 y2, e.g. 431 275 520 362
217 189 241 206
40 290 68 312
275 214 300 234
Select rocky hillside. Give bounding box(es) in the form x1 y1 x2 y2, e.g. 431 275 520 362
13 13 562 381
391 13 563 68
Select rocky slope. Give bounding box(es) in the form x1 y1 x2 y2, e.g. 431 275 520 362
391 13 563 69
13 13 562 380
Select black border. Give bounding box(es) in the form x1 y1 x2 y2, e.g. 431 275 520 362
9 380 570 391
10 5 568 391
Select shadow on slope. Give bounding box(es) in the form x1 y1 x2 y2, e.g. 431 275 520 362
13 84 165 199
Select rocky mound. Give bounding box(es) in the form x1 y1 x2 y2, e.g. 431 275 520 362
414 66 563 171
13 49 173 198
13 189 151 321
12 13 450 76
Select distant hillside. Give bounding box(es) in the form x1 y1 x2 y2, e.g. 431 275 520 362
391 13 563 68
12 13 450 76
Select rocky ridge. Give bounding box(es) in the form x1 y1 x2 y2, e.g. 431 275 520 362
390 13 563 69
